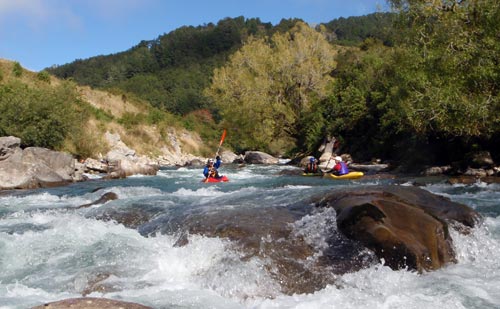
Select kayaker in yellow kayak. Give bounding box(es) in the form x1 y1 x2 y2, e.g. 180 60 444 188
328 156 349 176
304 157 320 174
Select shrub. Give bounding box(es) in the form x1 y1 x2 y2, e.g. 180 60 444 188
12 62 23 77
0 81 84 149
36 71 51 83
117 112 144 128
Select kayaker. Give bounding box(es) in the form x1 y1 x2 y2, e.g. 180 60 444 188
329 156 349 176
204 156 222 179
304 157 319 173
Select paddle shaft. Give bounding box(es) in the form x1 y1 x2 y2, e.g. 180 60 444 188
322 157 332 173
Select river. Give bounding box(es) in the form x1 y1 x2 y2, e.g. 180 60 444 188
0 164 499 308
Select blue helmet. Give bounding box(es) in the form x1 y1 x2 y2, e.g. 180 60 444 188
309 157 315 163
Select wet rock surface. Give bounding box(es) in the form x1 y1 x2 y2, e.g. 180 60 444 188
168 206 334 294
314 185 481 272
75 192 118 209
31 297 152 309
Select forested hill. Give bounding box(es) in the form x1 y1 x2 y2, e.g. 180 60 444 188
323 12 395 46
44 3 499 171
46 14 393 116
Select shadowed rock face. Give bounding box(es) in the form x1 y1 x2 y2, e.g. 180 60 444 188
31 297 152 309
314 185 482 272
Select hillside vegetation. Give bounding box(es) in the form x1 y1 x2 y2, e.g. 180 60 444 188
46 15 392 117
7 2 499 169
0 59 216 159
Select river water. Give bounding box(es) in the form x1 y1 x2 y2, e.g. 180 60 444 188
0 164 499 308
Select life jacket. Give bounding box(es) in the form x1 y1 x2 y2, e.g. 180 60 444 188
306 162 318 173
338 162 349 175
203 158 222 178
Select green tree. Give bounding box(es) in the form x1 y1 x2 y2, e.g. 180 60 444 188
323 0 500 166
387 0 500 138
206 22 337 153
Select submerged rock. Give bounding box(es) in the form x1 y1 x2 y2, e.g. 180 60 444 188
75 192 118 209
31 297 151 309
161 206 372 295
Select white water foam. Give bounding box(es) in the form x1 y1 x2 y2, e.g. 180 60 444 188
0 192 91 210
100 186 164 199
0 211 279 308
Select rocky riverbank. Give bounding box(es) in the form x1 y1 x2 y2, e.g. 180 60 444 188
1 131 499 190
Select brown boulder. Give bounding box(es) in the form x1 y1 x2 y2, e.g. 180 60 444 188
315 185 482 272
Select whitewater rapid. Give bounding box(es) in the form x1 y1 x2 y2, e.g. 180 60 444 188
0 165 499 308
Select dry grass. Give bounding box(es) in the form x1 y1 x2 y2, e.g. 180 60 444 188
0 58 60 86
78 86 145 118
1 58 207 159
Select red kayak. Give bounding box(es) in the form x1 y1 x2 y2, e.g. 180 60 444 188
202 175 229 183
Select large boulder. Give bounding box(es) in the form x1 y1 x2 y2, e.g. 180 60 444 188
23 147 75 183
220 149 241 164
0 137 79 189
315 185 482 272
244 151 279 164
318 136 337 163
90 185 481 295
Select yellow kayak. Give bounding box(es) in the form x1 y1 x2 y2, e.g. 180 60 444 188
325 171 364 180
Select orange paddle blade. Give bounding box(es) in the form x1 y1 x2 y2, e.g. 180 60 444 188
219 129 227 146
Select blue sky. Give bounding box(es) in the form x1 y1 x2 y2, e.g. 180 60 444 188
0 0 387 72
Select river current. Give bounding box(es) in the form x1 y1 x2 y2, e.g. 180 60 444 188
0 164 499 308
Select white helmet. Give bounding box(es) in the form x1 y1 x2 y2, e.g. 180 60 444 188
335 156 342 162
208 158 214 164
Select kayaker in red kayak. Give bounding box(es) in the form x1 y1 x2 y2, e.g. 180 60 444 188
203 156 222 180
